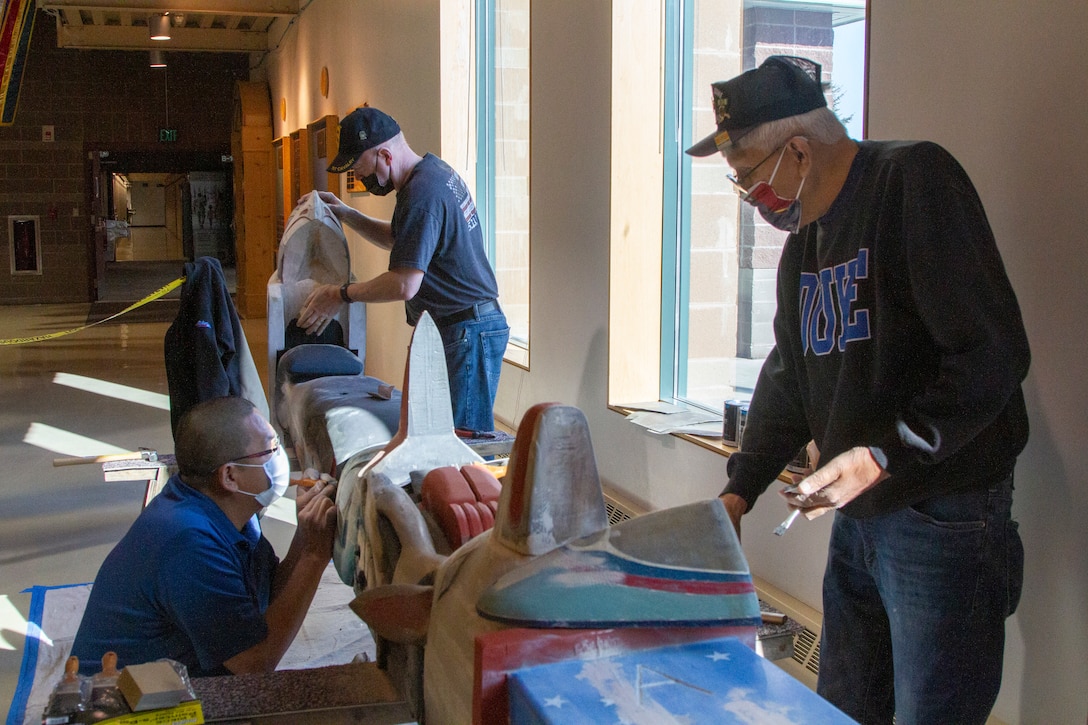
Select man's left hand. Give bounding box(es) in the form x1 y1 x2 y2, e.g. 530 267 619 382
780 446 888 520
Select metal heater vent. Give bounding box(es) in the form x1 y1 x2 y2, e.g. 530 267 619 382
791 625 821 678
602 488 647 526
604 498 634 526
754 577 823 690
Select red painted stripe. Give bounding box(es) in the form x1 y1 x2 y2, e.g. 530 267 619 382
507 403 557 528
620 573 755 596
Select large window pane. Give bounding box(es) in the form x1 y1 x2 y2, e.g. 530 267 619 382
667 0 866 413
478 0 530 365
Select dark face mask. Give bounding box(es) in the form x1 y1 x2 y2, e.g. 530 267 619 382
359 172 395 196
358 153 395 196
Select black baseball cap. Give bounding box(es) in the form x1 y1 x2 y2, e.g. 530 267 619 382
686 56 827 157
327 106 401 173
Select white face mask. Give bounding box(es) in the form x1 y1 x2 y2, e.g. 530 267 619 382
233 446 291 507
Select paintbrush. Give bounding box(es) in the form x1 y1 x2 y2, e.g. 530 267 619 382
773 509 801 536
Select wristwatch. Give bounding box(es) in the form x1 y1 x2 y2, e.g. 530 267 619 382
339 282 352 303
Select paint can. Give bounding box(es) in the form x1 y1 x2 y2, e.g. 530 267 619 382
722 400 745 446
786 442 811 474
736 404 749 450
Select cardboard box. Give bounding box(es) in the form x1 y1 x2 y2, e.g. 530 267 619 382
508 636 854 724
117 662 189 712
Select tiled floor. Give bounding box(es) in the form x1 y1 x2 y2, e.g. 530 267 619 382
0 300 270 723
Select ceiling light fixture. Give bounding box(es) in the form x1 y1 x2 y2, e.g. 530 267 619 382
149 14 171 41
149 49 166 68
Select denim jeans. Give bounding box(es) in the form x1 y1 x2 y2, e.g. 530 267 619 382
437 307 509 432
817 475 1023 725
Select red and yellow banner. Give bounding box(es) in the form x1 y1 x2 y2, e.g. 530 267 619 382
0 0 36 125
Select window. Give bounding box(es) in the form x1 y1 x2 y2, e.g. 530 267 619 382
477 0 531 367
662 0 867 413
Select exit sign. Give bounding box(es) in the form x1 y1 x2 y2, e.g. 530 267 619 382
159 128 178 142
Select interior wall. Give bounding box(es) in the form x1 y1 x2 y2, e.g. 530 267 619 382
866 2 1088 721
260 1 1087 721
261 0 442 385
0 12 245 304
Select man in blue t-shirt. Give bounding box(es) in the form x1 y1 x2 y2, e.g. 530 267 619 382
297 106 509 433
71 397 337 677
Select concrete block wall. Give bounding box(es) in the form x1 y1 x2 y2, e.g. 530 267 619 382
0 11 248 304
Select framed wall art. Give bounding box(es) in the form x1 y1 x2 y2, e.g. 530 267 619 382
8 215 41 275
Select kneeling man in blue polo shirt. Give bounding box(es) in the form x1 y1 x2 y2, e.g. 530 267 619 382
72 396 337 677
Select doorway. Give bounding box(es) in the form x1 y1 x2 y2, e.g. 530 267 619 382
89 149 235 304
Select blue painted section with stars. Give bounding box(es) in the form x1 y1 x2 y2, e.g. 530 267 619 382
508 636 856 724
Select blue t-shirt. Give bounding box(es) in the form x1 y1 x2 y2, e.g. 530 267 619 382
390 153 500 325
71 475 278 677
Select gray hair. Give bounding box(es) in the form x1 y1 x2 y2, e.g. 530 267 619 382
175 396 261 484
734 106 847 155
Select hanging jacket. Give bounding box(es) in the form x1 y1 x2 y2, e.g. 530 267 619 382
165 257 267 439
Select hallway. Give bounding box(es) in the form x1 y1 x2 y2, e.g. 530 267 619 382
0 301 268 721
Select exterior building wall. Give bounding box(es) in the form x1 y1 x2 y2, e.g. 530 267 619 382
735 6 834 358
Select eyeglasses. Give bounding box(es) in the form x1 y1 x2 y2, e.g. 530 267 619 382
726 145 784 198
232 441 280 463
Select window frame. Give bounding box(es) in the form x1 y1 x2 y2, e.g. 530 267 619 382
658 0 867 415
475 0 531 367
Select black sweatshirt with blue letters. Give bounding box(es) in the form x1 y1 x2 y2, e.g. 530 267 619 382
723 140 1030 518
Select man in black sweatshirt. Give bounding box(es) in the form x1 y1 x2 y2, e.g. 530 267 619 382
688 56 1029 725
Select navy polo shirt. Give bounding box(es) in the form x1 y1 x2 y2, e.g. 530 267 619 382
71 475 278 677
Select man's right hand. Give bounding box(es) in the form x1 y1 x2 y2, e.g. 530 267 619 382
719 492 748 540
297 283 341 335
294 478 337 560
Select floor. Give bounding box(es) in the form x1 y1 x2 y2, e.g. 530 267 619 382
96 259 235 303
0 297 269 723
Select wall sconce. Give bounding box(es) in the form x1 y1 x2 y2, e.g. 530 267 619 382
149 14 171 41
149 49 166 68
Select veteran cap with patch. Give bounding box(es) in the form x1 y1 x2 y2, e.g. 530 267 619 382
685 56 826 157
327 106 401 173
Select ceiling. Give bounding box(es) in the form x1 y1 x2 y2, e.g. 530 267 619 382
37 1 299 53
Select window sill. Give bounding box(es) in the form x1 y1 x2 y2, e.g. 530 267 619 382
503 338 528 370
609 403 736 458
609 404 797 485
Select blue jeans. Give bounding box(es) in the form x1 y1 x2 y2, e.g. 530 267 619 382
437 307 509 432
818 476 1023 725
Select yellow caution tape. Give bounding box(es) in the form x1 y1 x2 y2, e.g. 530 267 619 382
0 277 185 346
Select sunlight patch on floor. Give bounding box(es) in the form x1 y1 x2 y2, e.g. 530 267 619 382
0 596 30 651
52 373 170 411
22 423 132 459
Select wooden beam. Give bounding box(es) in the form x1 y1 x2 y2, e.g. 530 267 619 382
59 8 83 26
39 1 298 17
56 24 268 52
